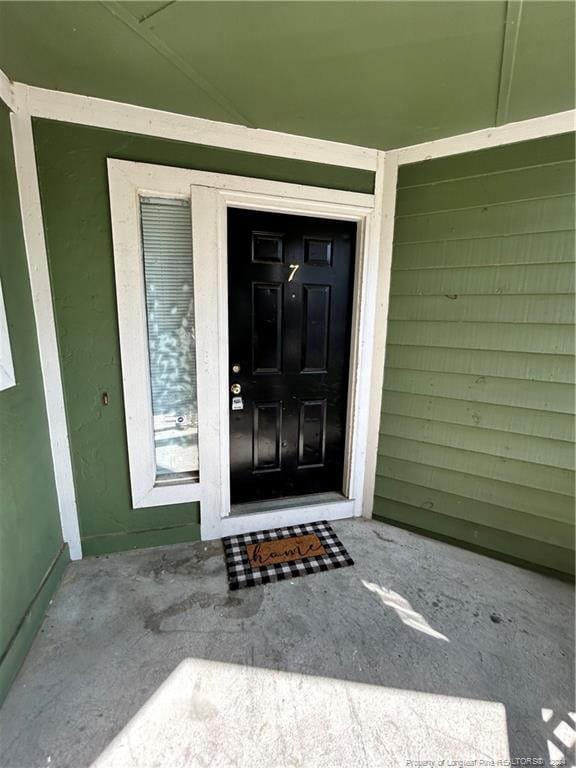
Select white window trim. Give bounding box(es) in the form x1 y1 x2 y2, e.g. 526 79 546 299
0 279 16 391
108 165 207 509
108 159 375 537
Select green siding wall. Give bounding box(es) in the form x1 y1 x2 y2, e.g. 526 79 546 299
375 133 575 577
33 119 373 557
0 103 67 704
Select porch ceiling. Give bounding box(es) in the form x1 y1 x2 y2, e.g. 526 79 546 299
0 1 574 150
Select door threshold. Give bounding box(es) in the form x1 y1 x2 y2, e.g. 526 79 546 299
220 494 355 538
230 492 346 518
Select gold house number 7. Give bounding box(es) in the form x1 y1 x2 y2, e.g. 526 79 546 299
288 264 299 282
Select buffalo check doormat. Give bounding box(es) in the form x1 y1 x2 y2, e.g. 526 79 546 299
222 521 354 590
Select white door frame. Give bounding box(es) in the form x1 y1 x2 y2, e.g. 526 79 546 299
108 160 376 539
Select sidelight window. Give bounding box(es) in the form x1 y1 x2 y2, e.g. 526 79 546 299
108 160 218 511
140 197 199 483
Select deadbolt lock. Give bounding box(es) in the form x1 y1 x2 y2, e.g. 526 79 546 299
232 364 241 374
231 383 241 395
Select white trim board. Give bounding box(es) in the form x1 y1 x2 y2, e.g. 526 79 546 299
15 82 378 172
9 76 575 172
395 109 575 165
0 279 16 391
361 151 399 517
9 111 82 560
112 162 373 207
0 69 17 113
108 159 375 540
221 500 355 539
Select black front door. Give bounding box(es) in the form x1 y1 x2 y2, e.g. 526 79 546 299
228 209 356 505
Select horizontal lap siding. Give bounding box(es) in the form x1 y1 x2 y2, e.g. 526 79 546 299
375 133 576 576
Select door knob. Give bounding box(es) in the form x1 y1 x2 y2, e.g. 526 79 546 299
231 383 241 395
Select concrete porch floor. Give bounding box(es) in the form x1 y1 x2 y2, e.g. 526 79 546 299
0 518 574 768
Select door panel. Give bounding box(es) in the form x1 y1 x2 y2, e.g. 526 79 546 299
302 284 330 372
252 283 283 373
228 209 356 504
253 402 282 472
298 400 327 467
252 232 284 264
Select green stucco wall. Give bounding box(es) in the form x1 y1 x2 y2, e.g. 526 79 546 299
33 118 373 557
0 103 67 704
375 133 575 577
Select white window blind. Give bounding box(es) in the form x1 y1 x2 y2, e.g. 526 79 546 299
140 197 199 483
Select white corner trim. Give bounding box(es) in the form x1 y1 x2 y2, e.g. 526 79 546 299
0 279 16 390
10 110 82 560
396 109 576 165
362 151 399 518
0 68 17 112
14 81 379 172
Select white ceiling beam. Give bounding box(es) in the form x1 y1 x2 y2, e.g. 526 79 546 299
395 109 576 166
6 68 575 172
14 82 380 172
